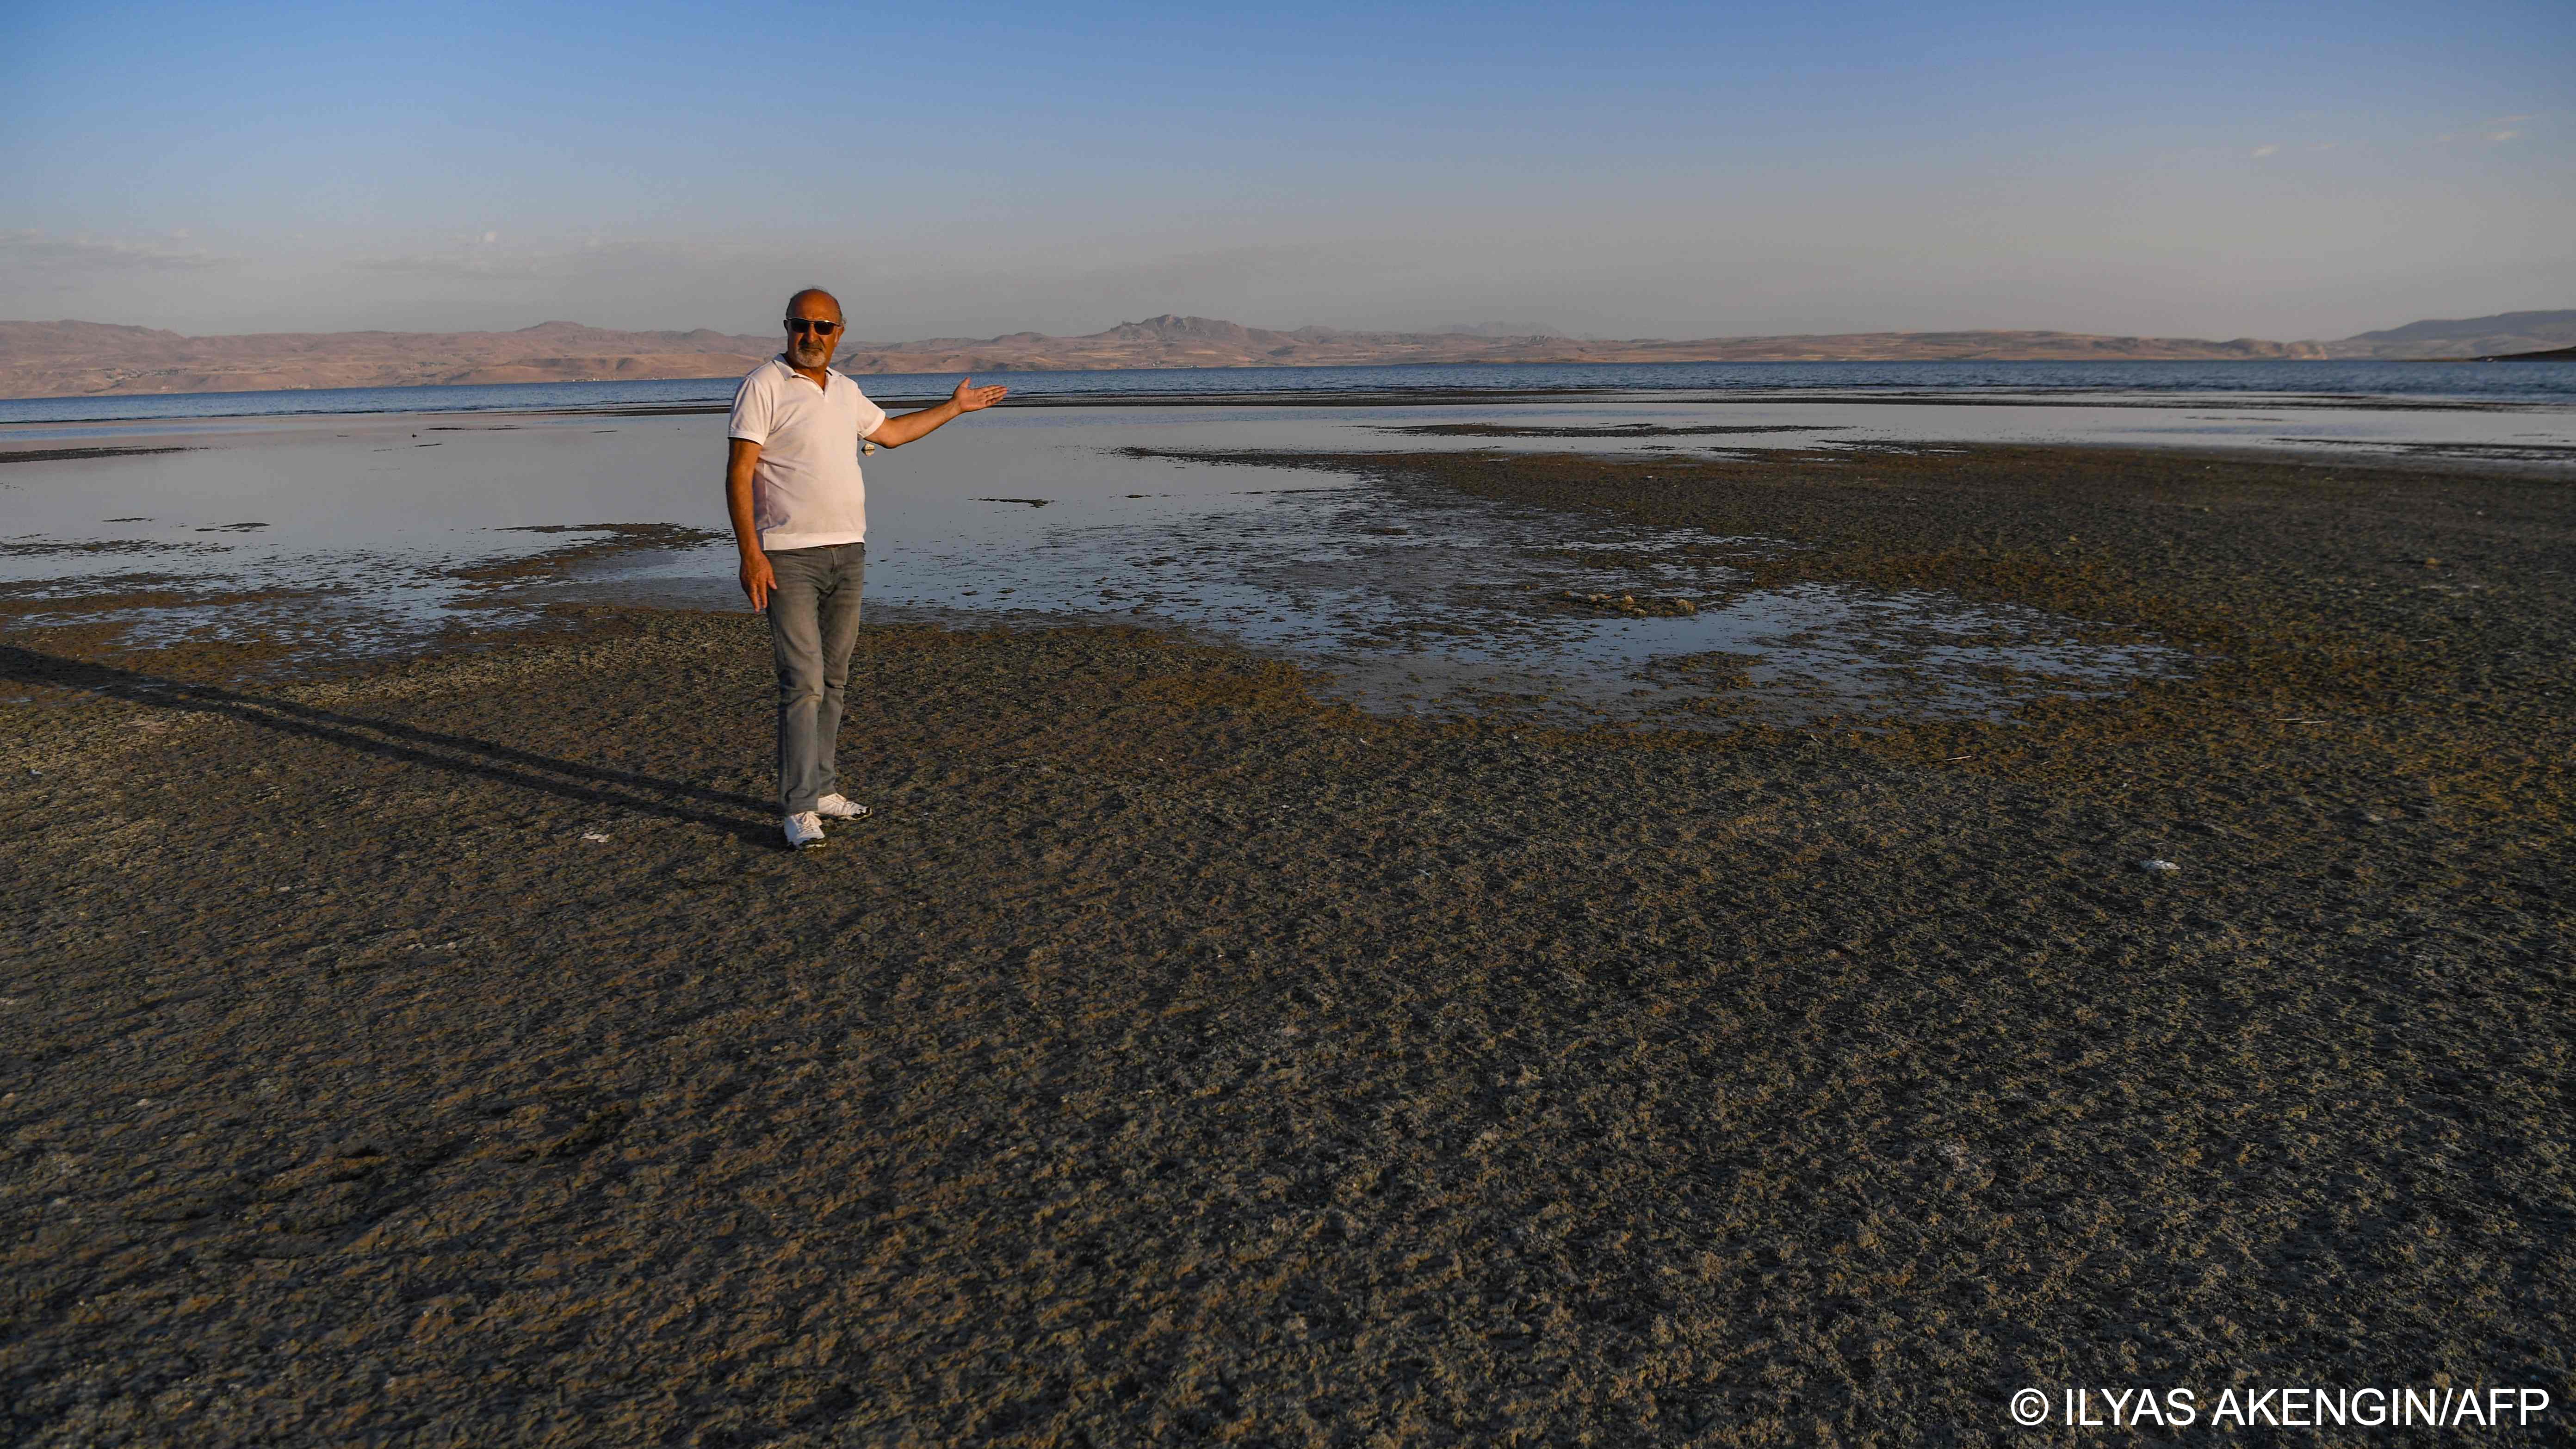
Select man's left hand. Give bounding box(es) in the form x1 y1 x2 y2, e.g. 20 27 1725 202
868 378 1009 447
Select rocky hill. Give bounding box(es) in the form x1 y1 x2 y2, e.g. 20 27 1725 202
2321 310 2576 360
822 317 2327 376
3 309 2561 401
0 319 775 398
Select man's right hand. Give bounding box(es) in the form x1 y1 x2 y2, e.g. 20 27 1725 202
739 550 776 611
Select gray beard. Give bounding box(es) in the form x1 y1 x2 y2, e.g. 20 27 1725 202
789 341 830 368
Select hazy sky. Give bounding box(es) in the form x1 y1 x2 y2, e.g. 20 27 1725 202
4 0 2570 341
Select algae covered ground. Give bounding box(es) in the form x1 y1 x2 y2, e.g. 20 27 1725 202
2 445 2570 1445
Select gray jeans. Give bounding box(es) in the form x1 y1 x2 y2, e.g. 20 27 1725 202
764 542 866 815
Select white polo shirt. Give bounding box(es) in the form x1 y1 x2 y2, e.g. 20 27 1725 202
726 355 889 551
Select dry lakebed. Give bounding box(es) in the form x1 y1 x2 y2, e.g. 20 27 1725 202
3 440 2571 1445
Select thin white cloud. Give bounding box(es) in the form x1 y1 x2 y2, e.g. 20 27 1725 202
356 235 700 283
2250 143 2279 158
2439 114 2540 143
0 229 227 272
359 247 553 281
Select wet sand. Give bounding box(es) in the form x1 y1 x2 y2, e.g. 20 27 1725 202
2 444 2570 1445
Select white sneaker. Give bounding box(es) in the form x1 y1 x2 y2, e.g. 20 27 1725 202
815 793 870 820
782 811 827 849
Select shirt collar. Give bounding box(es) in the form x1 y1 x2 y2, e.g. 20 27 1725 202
773 353 838 385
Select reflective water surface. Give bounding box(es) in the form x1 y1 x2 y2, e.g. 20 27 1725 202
7 355 2576 429
6 390 2571 724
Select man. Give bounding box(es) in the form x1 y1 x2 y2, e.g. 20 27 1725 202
725 287 1007 849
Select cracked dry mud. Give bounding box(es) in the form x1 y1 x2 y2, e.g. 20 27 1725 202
2 445 2571 1447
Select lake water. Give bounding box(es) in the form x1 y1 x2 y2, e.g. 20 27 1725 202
6 362 2574 725
7 357 2576 430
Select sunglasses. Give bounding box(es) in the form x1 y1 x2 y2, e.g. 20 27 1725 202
784 318 841 335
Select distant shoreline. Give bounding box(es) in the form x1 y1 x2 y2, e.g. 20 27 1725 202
0 343 2336 403
7 307 2564 403
10 308 2569 403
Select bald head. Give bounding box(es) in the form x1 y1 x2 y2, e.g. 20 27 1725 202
785 287 842 322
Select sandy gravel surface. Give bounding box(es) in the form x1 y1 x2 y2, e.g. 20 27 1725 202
2 445 2570 1446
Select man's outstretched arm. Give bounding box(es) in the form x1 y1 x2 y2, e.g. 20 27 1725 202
865 377 1008 447
725 437 774 610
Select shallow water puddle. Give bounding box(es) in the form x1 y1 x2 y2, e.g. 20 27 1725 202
898 457 2186 725
61 390 2576 714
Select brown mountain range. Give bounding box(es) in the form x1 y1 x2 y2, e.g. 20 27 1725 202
0 320 770 399
2 309 2567 400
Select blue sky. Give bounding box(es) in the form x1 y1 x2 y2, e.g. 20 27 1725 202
3 0 2569 339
